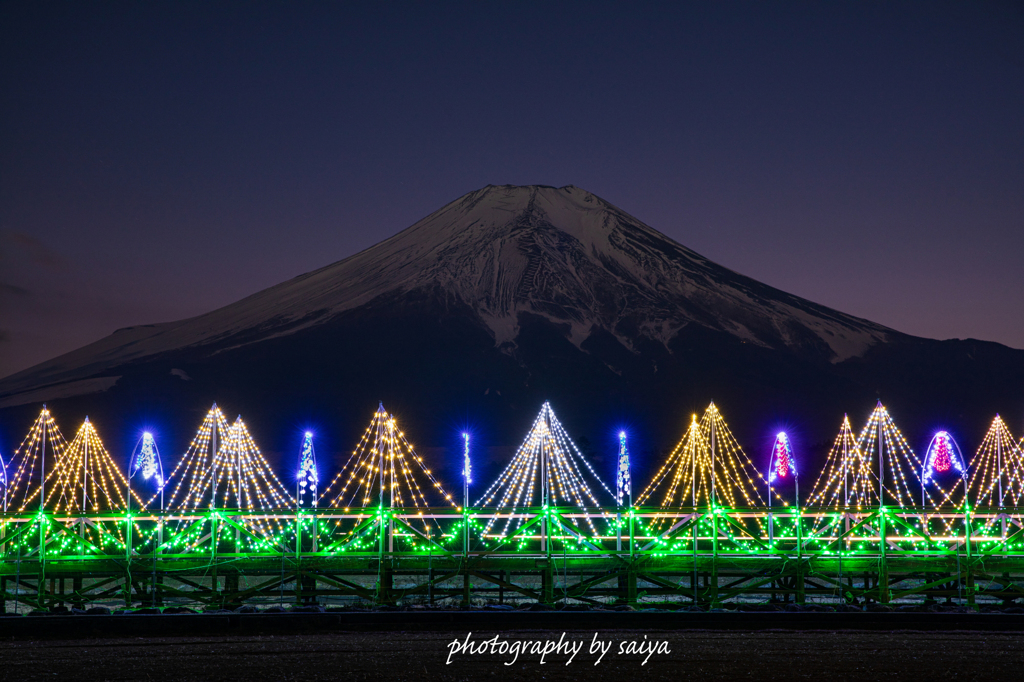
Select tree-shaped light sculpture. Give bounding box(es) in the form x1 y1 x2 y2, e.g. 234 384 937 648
297 431 318 507
202 416 294 511
806 415 876 511
921 431 967 508
965 416 1023 510
46 417 140 513
476 401 612 538
765 432 798 544
130 431 165 510
159 404 294 547
767 432 798 502
637 415 709 509
4 406 68 512
319 403 456 539
857 402 951 508
160 403 232 510
616 431 632 508
639 403 766 510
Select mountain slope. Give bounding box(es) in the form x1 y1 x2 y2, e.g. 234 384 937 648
0 185 892 397
0 185 1020 481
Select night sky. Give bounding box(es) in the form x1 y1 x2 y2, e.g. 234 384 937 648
1 1 1022 380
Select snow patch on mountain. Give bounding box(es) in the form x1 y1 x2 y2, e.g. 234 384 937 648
0 184 893 397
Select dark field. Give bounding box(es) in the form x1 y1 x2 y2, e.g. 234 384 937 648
1 628 1021 681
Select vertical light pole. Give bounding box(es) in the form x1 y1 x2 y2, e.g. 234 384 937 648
541 404 550 554
616 431 631 552
39 406 49 609
875 403 888 604
81 418 90 512
1 450 7 513
462 433 471 511
40 406 47 513
462 432 471 606
210 404 219 510
297 431 318 556
996 418 1006 541
462 431 471 555
842 416 850 545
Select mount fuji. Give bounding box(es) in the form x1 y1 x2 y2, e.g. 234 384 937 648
1 185 1021 478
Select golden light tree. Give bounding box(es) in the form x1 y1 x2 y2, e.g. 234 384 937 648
3 406 69 512
806 415 876 511
321 402 454 510
637 414 710 508
319 403 456 539
476 401 612 538
856 402 952 508
638 403 766 510
205 415 294 511
159 404 294 547
44 417 142 513
161 404 228 510
964 416 1023 509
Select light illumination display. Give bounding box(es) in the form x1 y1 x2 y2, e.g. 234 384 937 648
130 431 165 497
476 402 612 538
4 407 68 512
297 431 318 507
137 433 163 485
158 404 292 512
616 431 631 508
319 403 455 540
159 404 294 546
3 399 1024 610
922 431 965 483
965 415 1023 509
806 415 876 510
766 431 798 513
46 417 141 513
462 432 472 508
856 402 951 508
159 403 232 510
769 432 796 482
637 403 767 509
0 448 7 512
206 415 294 510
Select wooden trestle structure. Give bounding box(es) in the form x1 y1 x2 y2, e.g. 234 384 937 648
2 505 1023 610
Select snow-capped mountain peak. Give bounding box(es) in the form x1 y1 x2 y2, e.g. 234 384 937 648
0 184 891 398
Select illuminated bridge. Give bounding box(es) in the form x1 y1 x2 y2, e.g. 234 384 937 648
1 401 1022 611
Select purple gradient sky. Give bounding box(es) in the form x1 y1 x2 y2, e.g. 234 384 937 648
1 2 1022 379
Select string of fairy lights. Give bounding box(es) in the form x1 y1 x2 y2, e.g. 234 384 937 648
297 431 318 507
636 403 769 509
318 403 456 541
1 401 1023 534
3 407 68 512
475 401 612 538
855 402 957 509
806 415 876 511
45 417 143 513
964 416 1024 509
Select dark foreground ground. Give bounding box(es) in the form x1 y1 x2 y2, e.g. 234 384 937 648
1 626 1021 682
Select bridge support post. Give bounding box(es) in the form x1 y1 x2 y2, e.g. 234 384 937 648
965 508 975 608
710 510 719 607
37 515 46 610
878 510 889 604
541 562 554 604
796 508 805 604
